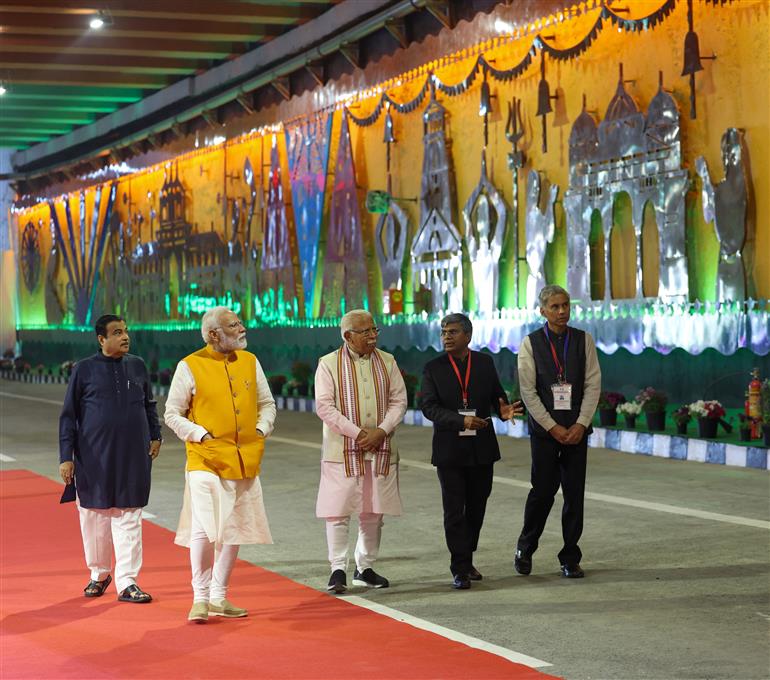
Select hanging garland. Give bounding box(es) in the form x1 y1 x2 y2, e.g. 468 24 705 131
602 0 677 32
341 0 725 128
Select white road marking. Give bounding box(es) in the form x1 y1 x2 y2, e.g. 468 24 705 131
271 436 770 530
0 392 62 406
0 453 17 462
2 403 768 531
345 596 552 669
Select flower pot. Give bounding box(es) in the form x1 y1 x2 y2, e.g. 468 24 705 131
645 411 666 432
675 421 688 436
763 425 770 448
739 427 752 442
697 417 718 439
599 409 617 427
624 415 637 429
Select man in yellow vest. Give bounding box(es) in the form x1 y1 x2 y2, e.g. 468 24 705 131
315 309 408 594
165 306 276 623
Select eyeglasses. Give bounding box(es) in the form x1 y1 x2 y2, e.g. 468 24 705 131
349 327 380 336
440 328 463 337
214 320 244 331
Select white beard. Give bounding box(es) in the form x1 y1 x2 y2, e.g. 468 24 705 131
215 333 247 353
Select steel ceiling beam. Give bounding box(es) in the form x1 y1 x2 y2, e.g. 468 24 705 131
11 0 428 176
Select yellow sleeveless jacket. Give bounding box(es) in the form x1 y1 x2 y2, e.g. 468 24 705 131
183 346 264 479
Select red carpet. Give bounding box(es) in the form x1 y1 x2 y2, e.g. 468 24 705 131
0 470 557 679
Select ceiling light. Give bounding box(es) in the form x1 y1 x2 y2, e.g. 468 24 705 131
89 10 111 30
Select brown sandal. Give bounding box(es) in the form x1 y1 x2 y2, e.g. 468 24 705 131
83 574 112 598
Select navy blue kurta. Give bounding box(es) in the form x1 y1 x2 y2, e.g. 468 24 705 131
59 353 161 509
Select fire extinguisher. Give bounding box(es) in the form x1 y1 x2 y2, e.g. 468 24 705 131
748 368 761 438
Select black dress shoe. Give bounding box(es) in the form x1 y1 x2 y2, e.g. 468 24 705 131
452 574 471 590
468 566 483 581
514 550 532 575
326 569 347 594
560 563 585 578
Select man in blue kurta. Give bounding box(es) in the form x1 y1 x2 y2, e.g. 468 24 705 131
59 314 162 603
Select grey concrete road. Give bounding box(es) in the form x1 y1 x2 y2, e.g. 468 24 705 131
1 380 769 680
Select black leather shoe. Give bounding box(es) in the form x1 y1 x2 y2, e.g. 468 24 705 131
326 569 347 594
468 566 483 581
560 563 585 578
514 550 532 575
452 574 471 590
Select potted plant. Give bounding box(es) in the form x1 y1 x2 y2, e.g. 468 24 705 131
637 386 668 431
672 406 691 436
738 414 752 442
289 360 312 397
688 399 725 439
597 391 625 427
617 401 641 429
267 374 287 397
761 379 770 447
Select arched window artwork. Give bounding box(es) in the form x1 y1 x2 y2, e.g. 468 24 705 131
588 209 604 301
610 191 636 299
641 200 660 298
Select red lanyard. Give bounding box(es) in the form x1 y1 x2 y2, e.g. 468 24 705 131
447 352 472 408
543 324 569 383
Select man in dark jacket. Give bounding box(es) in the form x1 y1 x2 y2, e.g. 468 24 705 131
514 285 601 579
421 313 522 589
59 314 162 603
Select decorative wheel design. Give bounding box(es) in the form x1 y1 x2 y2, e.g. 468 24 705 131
20 221 42 292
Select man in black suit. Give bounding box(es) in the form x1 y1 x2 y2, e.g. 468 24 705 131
421 313 522 589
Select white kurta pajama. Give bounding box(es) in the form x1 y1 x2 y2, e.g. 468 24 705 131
165 351 276 603
314 345 407 572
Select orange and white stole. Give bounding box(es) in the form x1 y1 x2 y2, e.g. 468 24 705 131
337 344 392 477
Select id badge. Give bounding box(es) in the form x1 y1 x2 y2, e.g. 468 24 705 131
458 408 477 437
552 383 572 411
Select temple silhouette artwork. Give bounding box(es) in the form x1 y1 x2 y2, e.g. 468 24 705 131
320 112 367 317
564 69 689 302
261 136 297 318
411 84 462 314
463 150 507 314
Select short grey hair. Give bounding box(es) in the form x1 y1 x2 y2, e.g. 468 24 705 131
440 313 472 335
200 306 233 343
538 285 570 308
340 309 373 340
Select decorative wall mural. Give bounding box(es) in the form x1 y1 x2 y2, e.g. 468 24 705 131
320 112 367 317
505 96 526 308
696 128 751 301
47 183 116 326
524 170 557 309
411 84 462 314
286 114 332 318
261 135 297 318
564 69 689 303
463 151 506 314
374 106 408 312
20 221 41 293
10 1 767 359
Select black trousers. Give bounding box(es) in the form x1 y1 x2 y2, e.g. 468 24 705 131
436 463 494 576
516 435 587 565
